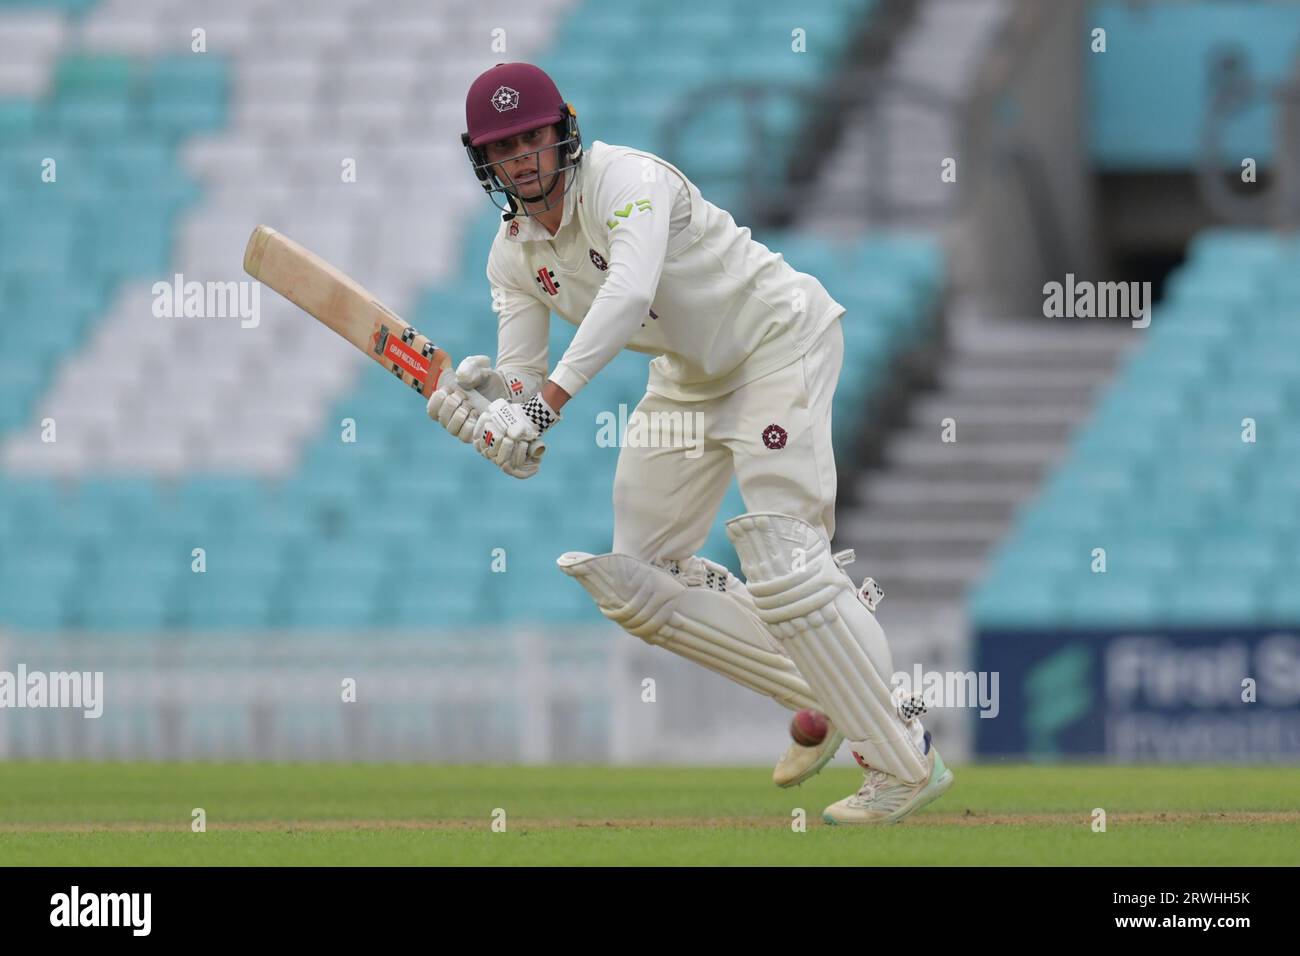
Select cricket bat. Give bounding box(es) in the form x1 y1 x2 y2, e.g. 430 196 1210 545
243 225 543 459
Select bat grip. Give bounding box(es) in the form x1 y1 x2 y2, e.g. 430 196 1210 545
465 389 547 461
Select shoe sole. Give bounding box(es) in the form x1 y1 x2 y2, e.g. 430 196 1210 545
822 754 955 826
776 730 845 789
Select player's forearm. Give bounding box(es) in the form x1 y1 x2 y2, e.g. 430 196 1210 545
541 379 571 412
545 168 672 401
548 284 653 398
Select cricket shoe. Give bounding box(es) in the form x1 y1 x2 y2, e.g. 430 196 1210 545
773 722 844 788
822 731 953 825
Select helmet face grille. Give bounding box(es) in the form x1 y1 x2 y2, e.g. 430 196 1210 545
464 110 584 220
462 63 582 219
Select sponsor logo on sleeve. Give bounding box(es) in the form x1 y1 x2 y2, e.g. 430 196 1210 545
606 199 652 229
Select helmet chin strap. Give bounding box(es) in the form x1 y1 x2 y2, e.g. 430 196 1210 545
503 165 565 219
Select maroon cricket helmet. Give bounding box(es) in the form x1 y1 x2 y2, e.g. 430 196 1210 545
462 62 583 219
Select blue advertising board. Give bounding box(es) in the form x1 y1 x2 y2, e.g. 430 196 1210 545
975 629 1300 760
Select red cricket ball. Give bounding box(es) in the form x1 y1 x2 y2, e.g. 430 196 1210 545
790 708 829 747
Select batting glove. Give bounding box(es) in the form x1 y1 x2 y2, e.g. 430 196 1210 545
473 394 560 480
426 385 478 443
426 355 524 443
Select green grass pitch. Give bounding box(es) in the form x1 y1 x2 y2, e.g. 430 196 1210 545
0 762 1296 865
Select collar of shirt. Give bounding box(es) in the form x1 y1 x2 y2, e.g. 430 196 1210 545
503 166 580 242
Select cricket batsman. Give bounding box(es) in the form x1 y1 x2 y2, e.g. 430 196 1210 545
427 62 953 824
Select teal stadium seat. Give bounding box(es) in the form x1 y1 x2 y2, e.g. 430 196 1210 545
1090 1 1300 167
0 540 85 630
1102 535 1184 576
1161 569 1262 626
1063 572 1165 628
0 2 927 639
0 0 98 11
968 566 1064 628
142 57 229 133
972 227 1300 627
0 99 37 137
0 46 218 457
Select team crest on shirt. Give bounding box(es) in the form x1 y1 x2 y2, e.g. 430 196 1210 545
535 267 559 295
589 249 608 271
508 221 519 238
762 423 788 450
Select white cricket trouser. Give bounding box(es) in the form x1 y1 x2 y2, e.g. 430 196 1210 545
612 317 844 562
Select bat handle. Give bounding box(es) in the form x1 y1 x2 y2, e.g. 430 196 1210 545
465 389 547 461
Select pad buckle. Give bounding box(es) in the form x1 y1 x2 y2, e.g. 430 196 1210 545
858 576 884 612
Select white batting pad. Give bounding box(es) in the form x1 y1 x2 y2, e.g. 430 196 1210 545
557 551 820 713
725 512 928 783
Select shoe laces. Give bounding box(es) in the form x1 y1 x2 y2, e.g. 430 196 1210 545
856 768 890 800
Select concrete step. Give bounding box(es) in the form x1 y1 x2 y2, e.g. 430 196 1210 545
844 537 999 564
868 576 974 604
950 347 1121 374
880 435 1062 480
904 400 1085 443
862 501 1025 525
835 517 1007 562
939 380 1099 407
909 398 1091 427
856 475 1037 521
837 517 1007 544
859 555 989 589
941 366 1107 390
858 474 1039 503
948 320 1136 357
868 599 970 648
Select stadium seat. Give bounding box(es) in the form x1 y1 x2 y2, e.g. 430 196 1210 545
0 0 929 644
972 227 1300 627
1063 573 1164 627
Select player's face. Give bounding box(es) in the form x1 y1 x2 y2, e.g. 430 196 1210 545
484 125 563 204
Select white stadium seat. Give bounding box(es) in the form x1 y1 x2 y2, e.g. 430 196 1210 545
6 0 580 478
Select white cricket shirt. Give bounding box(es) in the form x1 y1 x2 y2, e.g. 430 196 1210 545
486 141 845 403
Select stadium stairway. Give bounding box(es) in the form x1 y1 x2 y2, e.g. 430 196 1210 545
972 230 1300 630
825 296 1133 756
841 299 1134 605
790 0 1131 758
800 0 1012 232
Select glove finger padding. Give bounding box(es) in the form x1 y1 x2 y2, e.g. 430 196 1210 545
427 387 478 443
498 435 523 470
471 413 500 460
510 456 540 479
446 401 476 443
472 399 543 478
435 389 462 427
474 427 521 465
508 433 532 471
479 435 541 479
426 387 452 425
